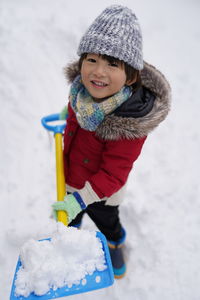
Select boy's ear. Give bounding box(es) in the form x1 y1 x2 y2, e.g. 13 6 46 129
126 77 137 86
125 71 138 86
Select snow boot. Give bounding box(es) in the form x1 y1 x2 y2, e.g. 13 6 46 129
107 228 126 279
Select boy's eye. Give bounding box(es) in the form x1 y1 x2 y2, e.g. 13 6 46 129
87 58 96 63
109 62 119 67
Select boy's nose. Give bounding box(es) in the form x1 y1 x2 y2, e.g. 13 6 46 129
92 64 106 77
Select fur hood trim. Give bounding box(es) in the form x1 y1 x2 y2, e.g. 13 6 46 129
64 61 171 140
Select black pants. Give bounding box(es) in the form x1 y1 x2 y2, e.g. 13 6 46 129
69 201 123 242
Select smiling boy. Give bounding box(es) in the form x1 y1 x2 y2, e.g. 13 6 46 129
52 5 171 278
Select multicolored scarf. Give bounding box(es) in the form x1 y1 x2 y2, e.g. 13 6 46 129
69 75 131 131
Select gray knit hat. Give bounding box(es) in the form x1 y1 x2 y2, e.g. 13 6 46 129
77 5 143 70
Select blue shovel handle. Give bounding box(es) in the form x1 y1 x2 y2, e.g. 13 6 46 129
41 114 66 134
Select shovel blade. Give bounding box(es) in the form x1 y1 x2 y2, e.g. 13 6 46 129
10 232 114 299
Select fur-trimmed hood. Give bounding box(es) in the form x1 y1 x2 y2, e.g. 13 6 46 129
64 61 171 140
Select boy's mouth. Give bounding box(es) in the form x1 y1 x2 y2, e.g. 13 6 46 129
91 80 108 88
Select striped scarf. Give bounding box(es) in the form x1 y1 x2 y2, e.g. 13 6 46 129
69 75 131 131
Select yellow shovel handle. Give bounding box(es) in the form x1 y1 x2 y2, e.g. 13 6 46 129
55 133 68 226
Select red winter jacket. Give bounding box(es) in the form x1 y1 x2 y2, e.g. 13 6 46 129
63 61 171 206
63 103 146 204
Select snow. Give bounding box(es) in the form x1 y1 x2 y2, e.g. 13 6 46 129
0 0 200 299
14 224 106 297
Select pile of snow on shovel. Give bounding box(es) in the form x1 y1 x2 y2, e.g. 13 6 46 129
14 224 107 297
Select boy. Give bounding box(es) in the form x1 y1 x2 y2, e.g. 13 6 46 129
53 5 171 278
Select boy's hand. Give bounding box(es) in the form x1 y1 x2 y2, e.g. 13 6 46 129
52 192 86 224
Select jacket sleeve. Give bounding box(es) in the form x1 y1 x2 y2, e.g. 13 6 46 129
77 136 146 205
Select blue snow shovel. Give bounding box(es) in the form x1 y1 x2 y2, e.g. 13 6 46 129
10 114 114 300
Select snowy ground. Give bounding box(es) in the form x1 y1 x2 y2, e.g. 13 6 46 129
0 0 200 299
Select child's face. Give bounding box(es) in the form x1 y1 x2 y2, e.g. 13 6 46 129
81 53 129 101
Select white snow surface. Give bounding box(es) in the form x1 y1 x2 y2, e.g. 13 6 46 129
15 224 106 297
0 0 200 299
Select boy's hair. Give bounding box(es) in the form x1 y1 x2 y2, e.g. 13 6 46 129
79 53 141 92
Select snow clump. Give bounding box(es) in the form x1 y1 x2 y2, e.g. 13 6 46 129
14 223 107 297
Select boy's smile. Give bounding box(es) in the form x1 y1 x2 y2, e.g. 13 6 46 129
91 80 108 88
81 53 128 101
